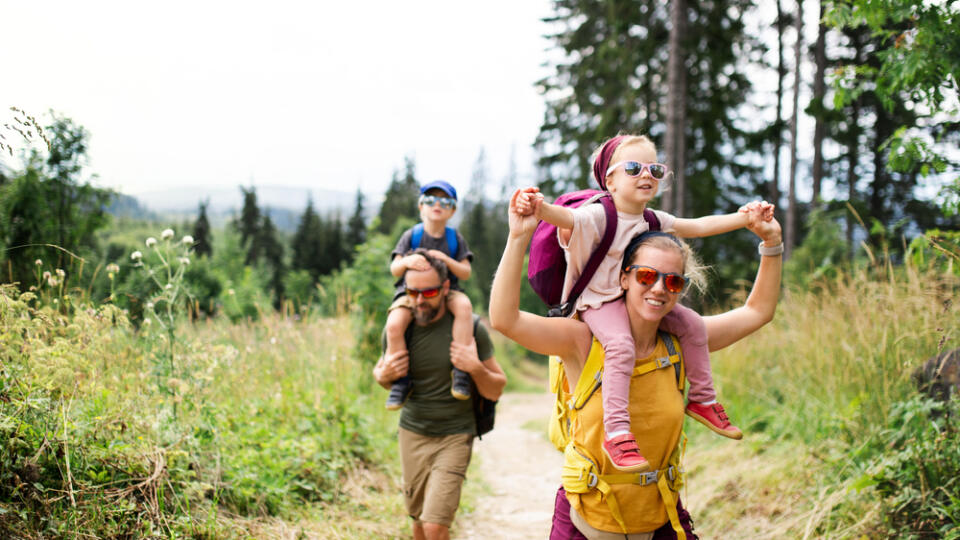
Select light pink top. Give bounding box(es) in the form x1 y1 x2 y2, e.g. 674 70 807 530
559 204 676 312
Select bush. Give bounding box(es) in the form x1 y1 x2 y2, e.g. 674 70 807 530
852 396 960 539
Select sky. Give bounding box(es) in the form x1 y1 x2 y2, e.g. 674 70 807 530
3 0 553 206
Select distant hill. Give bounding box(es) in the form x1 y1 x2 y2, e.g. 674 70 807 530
112 186 366 232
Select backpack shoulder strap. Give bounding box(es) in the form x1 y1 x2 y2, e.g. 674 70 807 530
657 330 684 390
643 208 661 231
559 194 618 316
411 223 424 249
445 226 459 257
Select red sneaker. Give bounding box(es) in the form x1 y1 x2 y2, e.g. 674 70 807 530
685 401 743 440
601 433 650 472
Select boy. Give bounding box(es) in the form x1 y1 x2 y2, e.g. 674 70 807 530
385 180 475 409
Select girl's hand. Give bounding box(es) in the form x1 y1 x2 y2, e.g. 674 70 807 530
509 188 541 238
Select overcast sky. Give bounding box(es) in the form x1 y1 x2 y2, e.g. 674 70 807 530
3 0 553 203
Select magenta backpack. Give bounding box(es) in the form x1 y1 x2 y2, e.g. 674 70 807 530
527 190 660 317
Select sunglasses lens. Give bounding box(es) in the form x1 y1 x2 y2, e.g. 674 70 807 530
649 164 666 179
635 268 658 285
623 161 642 176
423 287 440 298
664 274 686 293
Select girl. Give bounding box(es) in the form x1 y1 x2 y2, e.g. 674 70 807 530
518 134 774 471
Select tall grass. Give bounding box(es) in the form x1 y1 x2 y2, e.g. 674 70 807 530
0 284 401 538
705 263 959 537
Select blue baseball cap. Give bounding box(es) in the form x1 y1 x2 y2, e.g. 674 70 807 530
420 180 457 201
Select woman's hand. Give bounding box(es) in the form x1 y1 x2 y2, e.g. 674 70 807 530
509 187 542 238
748 213 782 247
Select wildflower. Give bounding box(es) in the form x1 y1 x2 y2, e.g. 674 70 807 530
161 229 174 240
35 259 43 266
131 251 143 261
228 289 235 296
55 268 65 278
146 301 154 310
165 283 173 290
181 235 194 245
270 337 277 345
143 318 152 326
43 271 51 280
146 237 157 248
47 276 58 287
178 257 190 266
106 263 120 274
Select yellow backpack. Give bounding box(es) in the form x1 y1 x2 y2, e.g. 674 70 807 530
548 331 688 538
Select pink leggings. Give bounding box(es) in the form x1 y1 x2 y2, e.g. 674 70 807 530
581 299 714 436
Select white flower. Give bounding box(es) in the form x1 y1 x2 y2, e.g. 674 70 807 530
106 263 120 274
165 283 173 290
270 337 277 345
178 257 190 266
227 288 235 296
55 268 65 278
146 237 157 248
42 271 51 280
34 259 43 266
47 276 58 287
131 251 143 261
146 302 154 310
143 318 152 326
181 235 194 245
161 229 175 240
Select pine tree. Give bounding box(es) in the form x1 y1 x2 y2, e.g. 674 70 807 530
236 186 261 265
377 156 419 235
291 197 324 281
192 200 213 258
259 213 285 308
345 188 367 261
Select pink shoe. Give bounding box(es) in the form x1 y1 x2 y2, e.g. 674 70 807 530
601 433 650 472
685 401 743 440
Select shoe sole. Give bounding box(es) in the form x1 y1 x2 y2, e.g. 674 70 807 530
685 409 744 440
601 445 651 473
385 402 404 411
450 371 471 400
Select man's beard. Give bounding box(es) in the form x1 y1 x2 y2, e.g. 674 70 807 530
413 303 439 325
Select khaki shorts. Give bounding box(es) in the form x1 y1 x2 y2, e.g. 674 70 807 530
398 426 473 527
388 289 468 313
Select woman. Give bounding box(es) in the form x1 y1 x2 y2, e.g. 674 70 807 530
490 189 783 539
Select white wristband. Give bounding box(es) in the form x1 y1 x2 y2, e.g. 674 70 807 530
758 241 784 256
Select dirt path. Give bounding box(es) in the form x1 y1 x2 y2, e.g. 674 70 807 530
455 392 563 540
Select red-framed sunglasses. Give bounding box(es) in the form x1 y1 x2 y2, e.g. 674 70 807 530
625 265 687 293
406 285 443 299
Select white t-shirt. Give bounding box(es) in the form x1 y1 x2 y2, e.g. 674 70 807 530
559 204 676 312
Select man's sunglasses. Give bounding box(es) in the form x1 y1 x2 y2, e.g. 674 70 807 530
419 194 456 209
606 161 668 180
625 265 687 293
406 285 443 299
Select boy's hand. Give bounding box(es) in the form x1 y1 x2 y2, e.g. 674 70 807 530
450 339 482 374
426 249 449 263
402 253 431 272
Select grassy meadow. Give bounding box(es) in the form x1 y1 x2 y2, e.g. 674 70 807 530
1 255 958 538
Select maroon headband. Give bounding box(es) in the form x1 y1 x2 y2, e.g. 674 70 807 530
592 135 628 190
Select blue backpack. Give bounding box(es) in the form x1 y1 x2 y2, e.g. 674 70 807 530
411 223 459 256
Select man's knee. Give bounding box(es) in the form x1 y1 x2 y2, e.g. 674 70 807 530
421 521 450 540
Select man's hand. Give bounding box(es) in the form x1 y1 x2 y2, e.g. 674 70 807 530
374 349 410 387
449 340 483 374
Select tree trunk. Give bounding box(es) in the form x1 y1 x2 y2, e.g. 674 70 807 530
812 0 827 208
786 0 803 259
847 97 860 261
665 0 687 216
772 0 785 214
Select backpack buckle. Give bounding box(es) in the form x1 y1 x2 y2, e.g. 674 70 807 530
638 471 659 486
548 303 572 318
656 356 671 368
587 472 599 489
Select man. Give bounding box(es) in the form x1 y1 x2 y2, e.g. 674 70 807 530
373 248 507 540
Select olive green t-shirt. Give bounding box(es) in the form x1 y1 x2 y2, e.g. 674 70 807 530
395 311 494 437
